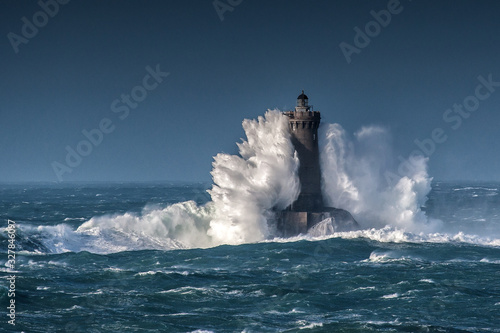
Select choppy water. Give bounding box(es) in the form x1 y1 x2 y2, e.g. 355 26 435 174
1 182 500 332
1 112 500 332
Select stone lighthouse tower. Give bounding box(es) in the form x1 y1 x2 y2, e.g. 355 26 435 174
283 91 323 211
277 91 358 236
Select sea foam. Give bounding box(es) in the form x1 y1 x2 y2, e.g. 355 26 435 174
320 124 440 232
207 109 300 245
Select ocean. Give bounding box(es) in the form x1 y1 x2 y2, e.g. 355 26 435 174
1 181 499 332
1 112 500 332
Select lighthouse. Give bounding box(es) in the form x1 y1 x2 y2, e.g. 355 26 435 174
283 91 323 211
277 91 358 236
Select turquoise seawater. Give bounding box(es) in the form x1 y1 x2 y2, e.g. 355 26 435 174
1 182 500 332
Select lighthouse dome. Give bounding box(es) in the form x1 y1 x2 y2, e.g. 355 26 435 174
297 90 308 100
296 90 309 108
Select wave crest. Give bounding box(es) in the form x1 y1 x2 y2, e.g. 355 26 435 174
208 109 300 245
320 124 440 232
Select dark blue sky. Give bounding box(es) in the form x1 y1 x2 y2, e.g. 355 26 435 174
1 0 500 182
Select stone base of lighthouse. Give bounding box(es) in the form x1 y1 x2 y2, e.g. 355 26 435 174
276 207 358 238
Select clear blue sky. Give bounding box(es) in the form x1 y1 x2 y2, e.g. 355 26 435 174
1 0 500 182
